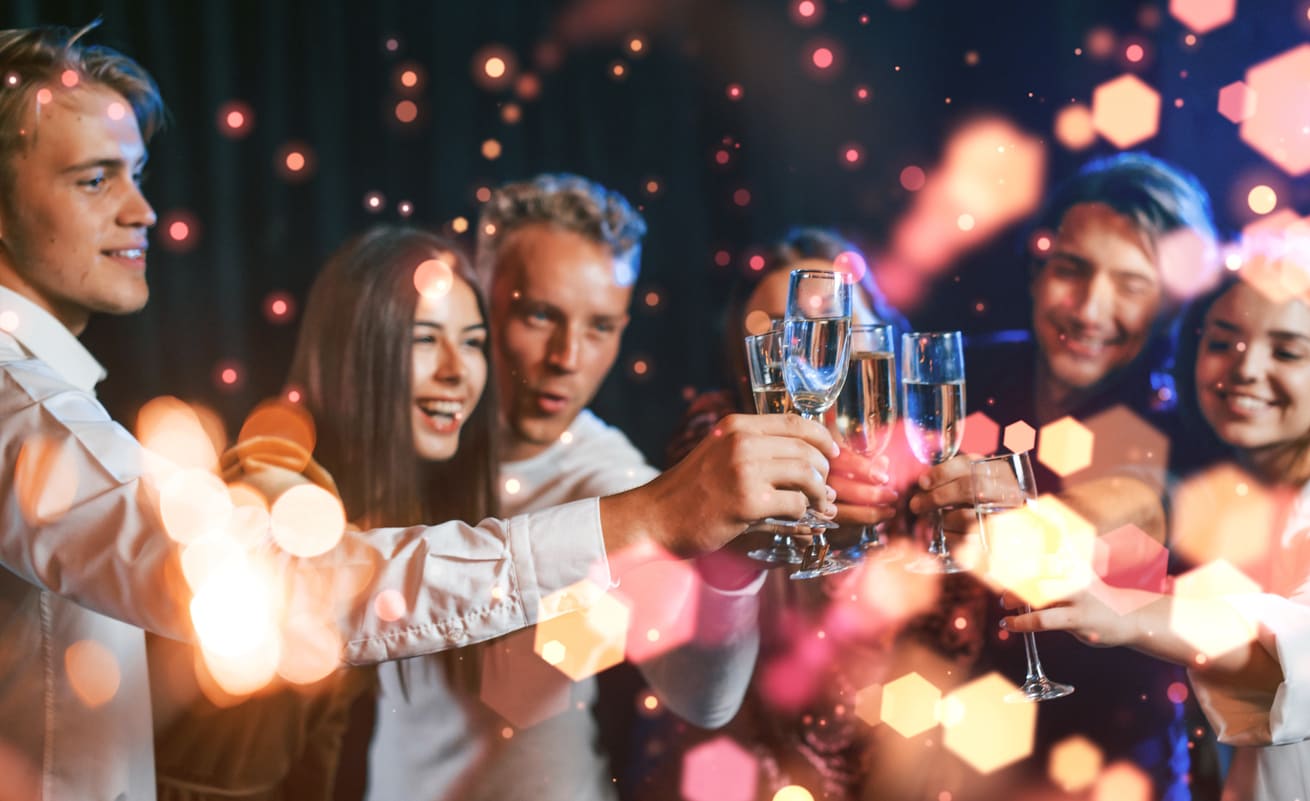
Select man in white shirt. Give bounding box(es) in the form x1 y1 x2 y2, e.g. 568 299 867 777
0 26 840 800
365 175 781 800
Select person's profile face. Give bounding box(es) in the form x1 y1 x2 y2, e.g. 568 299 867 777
1030 202 1164 394
488 223 633 459
0 84 157 333
409 272 488 462
1195 280 1310 456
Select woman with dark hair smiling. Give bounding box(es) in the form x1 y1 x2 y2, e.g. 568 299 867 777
149 225 500 800
1007 259 1310 800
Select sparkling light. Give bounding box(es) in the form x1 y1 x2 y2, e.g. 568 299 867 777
485 57 507 78
1248 184 1278 214
364 191 386 212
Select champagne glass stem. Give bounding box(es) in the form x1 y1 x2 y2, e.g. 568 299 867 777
929 509 948 557
1021 607 1048 684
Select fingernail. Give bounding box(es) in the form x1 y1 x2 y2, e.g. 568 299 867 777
998 618 1008 630
825 485 837 502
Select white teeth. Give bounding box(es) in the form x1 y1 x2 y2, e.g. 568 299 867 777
1230 395 1270 412
107 249 145 259
417 399 462 416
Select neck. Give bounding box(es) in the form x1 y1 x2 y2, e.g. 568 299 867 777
1243 440 1310 488
0 264 88 335
1033 359 1080 424
500 434 552 463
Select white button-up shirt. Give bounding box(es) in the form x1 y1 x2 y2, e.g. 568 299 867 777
0 286 610 800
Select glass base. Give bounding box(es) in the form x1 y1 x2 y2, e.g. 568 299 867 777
1006 677 1075 703
790 555 856 580
905 551 970 574
748 544 804 566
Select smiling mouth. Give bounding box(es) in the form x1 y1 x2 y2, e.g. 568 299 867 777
1054 328 1121 357
104 248 147 260
1214 390 1277 415
416 399 464 427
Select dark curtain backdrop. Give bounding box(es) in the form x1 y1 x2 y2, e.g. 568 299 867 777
2 0 1306 463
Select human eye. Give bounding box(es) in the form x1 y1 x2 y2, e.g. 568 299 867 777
1202 336 1231 353
411 331 436 345
464 332 487 350
522 305 553 327
1275 346 1307 362
77 171 108 191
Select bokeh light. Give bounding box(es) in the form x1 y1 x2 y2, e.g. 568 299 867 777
473 45 518 90
137 396 224 472
1169 0 1237 33
1248 184 1278 214
237 397 317 455
1002 420 1036 453
414 256 456 299
1092 761 1152 801
899 165 926 191
217 100 253 138
1169 560 1262 660
1171 463 1275 570
270 484 347 558
681 736 758 801
160 468 233 545
941 673 1035 773
275 143 316 181
1240 44 1310 175
977 495 1097 608
1049 735 1104 792
879 672 941 738
1217 80 1257 124
160 210 200 253
65 640 120 708
533 579 630 681
1036 415 1094 477
960 410 1000 455
1055 103 1097 150
14 435 79 526
480 628 572 728
1092 74 1161 148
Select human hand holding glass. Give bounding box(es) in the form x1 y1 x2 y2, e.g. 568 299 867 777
903 331 967 574
830 323 898 556
971 450 1075 702
742 328 804 566
782 269 853 580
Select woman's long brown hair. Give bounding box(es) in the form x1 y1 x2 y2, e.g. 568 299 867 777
288 225 499 528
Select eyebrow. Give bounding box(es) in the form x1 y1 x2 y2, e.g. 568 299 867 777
413 320 486 333
1048 250 1157 281
1208 317 1310 343
60 154 149 175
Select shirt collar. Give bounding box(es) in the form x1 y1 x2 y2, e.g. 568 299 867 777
0 285 106 392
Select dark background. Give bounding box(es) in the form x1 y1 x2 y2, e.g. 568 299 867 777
3 0 1308 463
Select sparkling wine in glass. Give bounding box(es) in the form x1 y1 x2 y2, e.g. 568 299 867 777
782 269 853 580
903 331 968 574
743 329 804 566
831 324 898 555
971 450 1075 702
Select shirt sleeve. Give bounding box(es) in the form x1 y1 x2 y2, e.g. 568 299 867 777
1188 592 1310 746
0 358 609 664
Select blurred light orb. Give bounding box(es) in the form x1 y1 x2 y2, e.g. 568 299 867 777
1248 185 1277 215
413 257 455 299
812 47 834 69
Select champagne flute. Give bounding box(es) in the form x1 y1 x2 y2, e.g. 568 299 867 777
782 269 853 580
830 324 898 557
743 329 804 566
902 331 968 574
971 451 1075 702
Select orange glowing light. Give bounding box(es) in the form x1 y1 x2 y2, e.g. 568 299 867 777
1092 761 1152 801
277 613 342 685
1003 420 1036 453
237 397 316 455
485 56 507 78
628 36 646 54
14 436 79 526
481 139 502 160
941 673 1035 773
774 787 815 801
65 640 120 708
400 69 418 87
632 359 649 376
1248 184 1278 214
35 87 52 104
1239 45 1310 175
880 672 941 738
285 151 306 171
60 69 78 87
169 220 189 241
533 580 631 681
1055 103 1097 151
1036 415 1095 477
226 110 245 129
726 83 744 100
1169 0 1237 34
1092 74 1161 148
413 256 455 299
395 100 418 123
160 468 233 545
1049 735 1104 792
1217 81 1257 124
270 484 347 558
451 217 469 234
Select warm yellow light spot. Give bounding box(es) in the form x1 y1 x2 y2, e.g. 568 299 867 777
505 478 522 495
1248 184 1277 215
452 216 469 234
485 56 507 78
643 693 659 710
1050 735 1104 792
395 100 418 123
270 484 346 558
941 673 1035 773
400 69 418 87
957 213 976 231
482 139 502 160
1036 415 1095 477
160 469 233 546
374 589 408 622
60 69 79 87
773 787 815 801
277 612 342 685
541 639 566 665
413 257 455 299
285 151 306 171
14 436 80 526
880 672 941 738
1092 761 1152 801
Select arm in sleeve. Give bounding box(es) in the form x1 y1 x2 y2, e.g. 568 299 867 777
629 569 765 729
0 359 610 662
1189 592 1310 746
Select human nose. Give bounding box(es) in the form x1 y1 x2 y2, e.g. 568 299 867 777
546 324 582 372
1070 272 1114 325
119 181 157 229
433 339 467 383
1229 341 1267 383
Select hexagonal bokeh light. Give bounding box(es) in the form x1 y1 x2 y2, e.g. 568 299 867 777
1168 0 1235 34
1054 103 1096 151
1171 463 1275 571
1036 416 1094 477
1002 420 1036 454
977 495 1096 608
480 627 572 728
533 579 631 681
1092 74 1161 149
606 541 699 663
1049 735 1104 792
880 672 941 738
681 736 758 801
854 682 883 726
941 673 1035 773
1075 405 1170 490
960 411 1000 456
1217 80 1257 124
1090 524 1168 615
1241 44 1310 175
1169 560 1262 661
